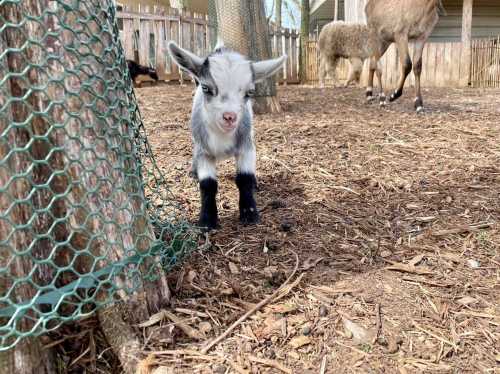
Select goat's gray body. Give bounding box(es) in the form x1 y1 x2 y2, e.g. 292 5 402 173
190 92 254 179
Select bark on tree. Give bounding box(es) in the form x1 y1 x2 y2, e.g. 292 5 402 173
299 0 310 83
214 0 282 114
276 0 282 28
0 1 170 372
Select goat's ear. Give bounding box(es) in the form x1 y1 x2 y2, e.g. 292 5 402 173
167 41 205 78
252 55 287 83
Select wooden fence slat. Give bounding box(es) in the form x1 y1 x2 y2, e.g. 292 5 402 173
451 42 461 86
139 19 151 67
122 19 134 60
154 20 166 80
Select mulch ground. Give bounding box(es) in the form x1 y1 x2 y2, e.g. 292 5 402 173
72 84 500 373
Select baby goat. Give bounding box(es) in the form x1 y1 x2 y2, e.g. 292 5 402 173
167 42 286 230
127 60 159 82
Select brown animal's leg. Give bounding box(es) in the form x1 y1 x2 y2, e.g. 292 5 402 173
368 41 389 102
389 37 412 102
366 56 376 101
319 56 327 88
413 40 425 113
345 58 362 88
375 65 385 105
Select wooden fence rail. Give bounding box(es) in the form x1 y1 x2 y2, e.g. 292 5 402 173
117 5 300 84
306 38 469 88
306 36 500 88
471 37 500 88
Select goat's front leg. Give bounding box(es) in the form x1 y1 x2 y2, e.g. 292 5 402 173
235 145 260 225
195 155 218 231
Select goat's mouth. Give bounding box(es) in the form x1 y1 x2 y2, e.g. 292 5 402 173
220 122 237 133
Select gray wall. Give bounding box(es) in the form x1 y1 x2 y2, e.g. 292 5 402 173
417 0 500 42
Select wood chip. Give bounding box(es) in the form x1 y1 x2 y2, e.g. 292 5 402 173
248 355 292 374
229 262 240 274
288 335 312 349
163 311 204 340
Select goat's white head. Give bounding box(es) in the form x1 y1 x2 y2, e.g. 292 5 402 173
168 41 287 134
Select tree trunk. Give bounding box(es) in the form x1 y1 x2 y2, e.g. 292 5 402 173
299 0 310 83
276 0 282 28
0 1 170 372
214 0 282 114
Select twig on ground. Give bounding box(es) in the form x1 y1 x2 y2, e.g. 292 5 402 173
372 303 382 344
200 250 301 354
319 355 327 374
431 222 494 237
248 355 292 374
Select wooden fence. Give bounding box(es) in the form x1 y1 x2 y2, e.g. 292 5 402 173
117 5 300 84
306 39 470 88
471 37 500 88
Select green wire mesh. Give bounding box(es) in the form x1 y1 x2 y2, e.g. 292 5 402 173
0 0 197 351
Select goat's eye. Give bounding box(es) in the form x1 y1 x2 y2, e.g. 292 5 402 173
245 89 255 98
201 85 213 95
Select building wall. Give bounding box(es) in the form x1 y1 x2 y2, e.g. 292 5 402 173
343 0 367 24
432 0 500 42
310 0 347 33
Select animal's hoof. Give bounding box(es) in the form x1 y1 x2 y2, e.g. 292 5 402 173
240 207 260 226
380 100 387 108
416 106 424 114
198 215 219 232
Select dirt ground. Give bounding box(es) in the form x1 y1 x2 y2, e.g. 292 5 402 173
130 84 500 374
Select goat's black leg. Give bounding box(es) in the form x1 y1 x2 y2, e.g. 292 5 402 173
413 39 426 113
389 38 412 103
235 173 259 225
199 178 218 231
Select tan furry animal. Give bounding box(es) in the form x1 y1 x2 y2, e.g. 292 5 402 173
365 0 445 112
318 21 382 92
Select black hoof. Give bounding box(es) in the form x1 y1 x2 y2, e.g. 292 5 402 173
240 207 260 226
366 90 374 102
414 98 424 113
389 89 402 102
198 215 219 232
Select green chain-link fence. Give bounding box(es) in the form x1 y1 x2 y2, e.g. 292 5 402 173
0 0 196 351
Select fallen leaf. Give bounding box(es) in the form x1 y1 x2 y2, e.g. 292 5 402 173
229 262 240 274
263 266 279 278
380 250 392 258
186 270 197 283
199 321 212 334
302 257 324 270
467 259 480 268
288 351 300 360
267 303 298 314
219 287 235 295
255 315 282 338
137 310 167 328
385 262 433 275
163 311 203 340
456 296 477 305
288 335 311 349
408 254 425 267
343 318 376 345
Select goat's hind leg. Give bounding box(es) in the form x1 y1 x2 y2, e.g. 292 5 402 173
235 145 259 225
196 155 219 231
389 37 412 102
413 39 425 113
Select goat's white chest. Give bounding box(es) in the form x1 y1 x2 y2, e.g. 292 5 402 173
206 131 236 160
